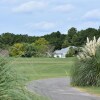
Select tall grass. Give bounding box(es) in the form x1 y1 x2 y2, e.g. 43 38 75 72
71 37 100 86
0 57 47 100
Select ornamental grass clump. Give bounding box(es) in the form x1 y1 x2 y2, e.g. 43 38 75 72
71 36 100 86
0 57 47 100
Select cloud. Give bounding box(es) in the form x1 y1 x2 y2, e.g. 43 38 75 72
13 1 47 13
53 4 74 12
26 21 56 31
83 9 100 20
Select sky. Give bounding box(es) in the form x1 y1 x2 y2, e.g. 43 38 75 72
0 0 100 36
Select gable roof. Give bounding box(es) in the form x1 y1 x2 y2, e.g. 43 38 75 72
54 48 68 54
54 46 76 54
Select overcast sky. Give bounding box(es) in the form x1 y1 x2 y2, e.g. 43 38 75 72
0 0 100 36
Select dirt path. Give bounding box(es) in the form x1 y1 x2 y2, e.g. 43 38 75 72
27 78 100 100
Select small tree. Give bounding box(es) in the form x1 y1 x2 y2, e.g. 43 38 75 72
34 38 49 57
66 47 78 57
22 44 36 57
9 43 24 57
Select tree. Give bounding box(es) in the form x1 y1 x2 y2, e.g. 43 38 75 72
9 43 36 57
22 44 36 57
66 47 76 57
78 28 99 45
9 43 24 57
43 31 66 50
0 33 15 45
33 38 49 57
62 39 69 48
67 27 77 44
35 38 49 45
71 34 78 46
46 45 55 57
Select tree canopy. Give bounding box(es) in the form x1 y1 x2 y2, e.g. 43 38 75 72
0 27 100 51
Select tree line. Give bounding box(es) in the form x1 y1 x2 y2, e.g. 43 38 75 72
0 27 100 57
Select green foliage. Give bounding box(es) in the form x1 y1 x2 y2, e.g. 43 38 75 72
0 57 40 100
66 47 79 57
67 27 77 44
0 27 100 51
9 43 24 57
9 38 52 57
33 38 49 57
62 39 69 48
43 31 66 50
71 37 100 86
0 33 15 46
22 44 36 57
34 38 49 45
9 43 36 57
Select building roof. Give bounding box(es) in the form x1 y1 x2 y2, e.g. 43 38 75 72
54 46 76 54
54 48 68 54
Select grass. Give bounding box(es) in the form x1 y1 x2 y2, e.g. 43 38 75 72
77 87 100 96
9 57 75 82
7 57 100 96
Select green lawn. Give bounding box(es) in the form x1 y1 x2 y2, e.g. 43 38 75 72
9 57 75 81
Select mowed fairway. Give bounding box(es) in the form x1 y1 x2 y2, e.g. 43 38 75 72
10 57 75 81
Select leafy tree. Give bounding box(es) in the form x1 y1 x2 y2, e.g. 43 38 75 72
1 27 100 51
33 38 49 57
35 38 49 45
71 34 78 46
22 44 36 57
67 27 77 44
0 33 15 45
46 45 55 57
9 43 36 57
62 39 69 48
66 47 76 57
43 31 66 50
9 43 24 57
78 28 99 45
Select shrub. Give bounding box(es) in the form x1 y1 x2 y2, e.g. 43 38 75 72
9 43 24 57
0 57 47 100
66 47 75 57
71 36 100 86
66 46 79 57
9 43 36 57
22 44 36 57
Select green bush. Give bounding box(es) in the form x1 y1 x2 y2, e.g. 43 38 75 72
66 46 79 57
0 57 47 100
22 44 36 57
9 43 36 57
71 37 100 86
9 43 24 57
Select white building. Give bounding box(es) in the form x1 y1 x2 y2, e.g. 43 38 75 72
53 48 69 58
54 46 76 58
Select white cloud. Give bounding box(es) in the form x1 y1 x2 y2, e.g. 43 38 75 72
53 4 74 12
27 21 56 31
13 1 47 13
83 9 100 19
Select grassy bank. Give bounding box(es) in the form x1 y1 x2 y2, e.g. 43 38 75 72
77 87 100 96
